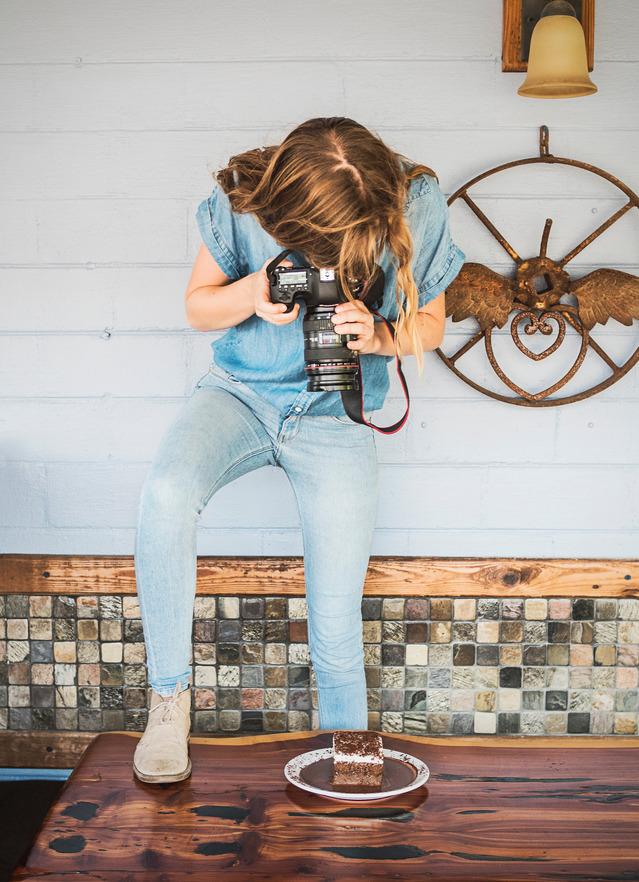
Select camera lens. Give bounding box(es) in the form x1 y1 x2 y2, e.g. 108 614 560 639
303 305 360 391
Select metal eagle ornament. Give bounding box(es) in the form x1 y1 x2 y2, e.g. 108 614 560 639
436 125 639 405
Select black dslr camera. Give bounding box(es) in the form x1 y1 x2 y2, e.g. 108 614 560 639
266 248 385 393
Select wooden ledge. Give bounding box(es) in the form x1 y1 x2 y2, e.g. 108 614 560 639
116 730 639 749
2 729 638 770
1 554 638 597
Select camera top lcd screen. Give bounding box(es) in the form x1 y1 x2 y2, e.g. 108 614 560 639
280 271 308 285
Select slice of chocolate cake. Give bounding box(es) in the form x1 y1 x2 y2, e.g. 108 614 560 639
331 730 384 791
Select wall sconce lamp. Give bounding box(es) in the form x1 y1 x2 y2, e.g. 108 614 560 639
503 0 597 98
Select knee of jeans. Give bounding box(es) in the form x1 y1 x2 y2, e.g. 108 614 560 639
140 472 193 517
309 631 365 675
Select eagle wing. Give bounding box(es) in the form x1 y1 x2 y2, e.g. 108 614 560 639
569 269 639 331
444 262 519 332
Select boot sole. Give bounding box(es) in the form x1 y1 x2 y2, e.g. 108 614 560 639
133 755 192 784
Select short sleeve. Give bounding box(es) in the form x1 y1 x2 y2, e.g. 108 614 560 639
195 183 243 280
411 177 466 307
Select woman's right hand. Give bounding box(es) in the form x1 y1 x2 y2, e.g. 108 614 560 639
250 257 301 325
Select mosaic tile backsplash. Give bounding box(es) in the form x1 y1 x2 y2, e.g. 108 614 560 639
1 594 638 736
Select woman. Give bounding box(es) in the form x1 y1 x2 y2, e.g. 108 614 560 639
132 116 465 783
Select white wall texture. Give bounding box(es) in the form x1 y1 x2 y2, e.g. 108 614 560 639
1 1 638 557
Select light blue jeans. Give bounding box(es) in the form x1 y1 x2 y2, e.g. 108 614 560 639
134 359 379 730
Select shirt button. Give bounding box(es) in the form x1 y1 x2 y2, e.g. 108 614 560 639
294 406 302 413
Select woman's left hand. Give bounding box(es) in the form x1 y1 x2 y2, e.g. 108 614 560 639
331 300 379 355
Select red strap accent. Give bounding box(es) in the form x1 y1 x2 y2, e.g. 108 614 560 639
341 310 410 435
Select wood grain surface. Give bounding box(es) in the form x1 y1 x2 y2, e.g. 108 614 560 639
2 554 638 597
10 730 639 881
0 731 95 770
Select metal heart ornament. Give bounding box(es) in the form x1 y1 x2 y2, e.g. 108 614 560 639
484 308 589 401
511 310 565 360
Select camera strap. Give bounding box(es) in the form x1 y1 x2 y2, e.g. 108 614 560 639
340 312 411 435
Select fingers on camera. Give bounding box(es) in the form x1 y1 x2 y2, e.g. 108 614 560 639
275 305 298 322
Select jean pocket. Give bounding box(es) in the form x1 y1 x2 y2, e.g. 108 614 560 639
194 361 229 390
194 369 211 389
207 361 240 383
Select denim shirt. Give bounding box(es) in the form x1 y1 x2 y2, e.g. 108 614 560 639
195 171 466 417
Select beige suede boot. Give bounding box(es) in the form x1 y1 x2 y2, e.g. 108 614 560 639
133 682 192 783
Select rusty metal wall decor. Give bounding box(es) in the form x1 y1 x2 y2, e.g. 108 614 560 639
436 125 639 406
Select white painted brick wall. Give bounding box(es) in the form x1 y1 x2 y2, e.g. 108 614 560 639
1 0 638 555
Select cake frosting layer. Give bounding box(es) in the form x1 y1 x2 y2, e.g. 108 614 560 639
331 730 384 789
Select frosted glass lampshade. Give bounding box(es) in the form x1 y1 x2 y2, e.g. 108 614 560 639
518 13 597 98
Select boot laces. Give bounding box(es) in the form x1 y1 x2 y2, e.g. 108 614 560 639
150 682 189 725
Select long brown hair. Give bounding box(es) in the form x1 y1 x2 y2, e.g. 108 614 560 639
216 117 438 375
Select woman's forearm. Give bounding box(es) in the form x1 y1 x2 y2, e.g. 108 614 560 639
372 312 444 356
186 277 256 331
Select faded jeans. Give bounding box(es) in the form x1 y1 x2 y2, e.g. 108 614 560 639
134 359 379 730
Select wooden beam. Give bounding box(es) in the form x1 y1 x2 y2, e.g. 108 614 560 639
1 554 638 597
0 731 97 769
108 730 639 749
2 729 639 770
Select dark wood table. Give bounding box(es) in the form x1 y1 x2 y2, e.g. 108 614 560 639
10 730 639 881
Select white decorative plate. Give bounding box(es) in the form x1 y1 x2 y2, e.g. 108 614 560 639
283 746 430 802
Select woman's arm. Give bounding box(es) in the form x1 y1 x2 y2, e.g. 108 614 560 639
331 290 446 356
372 291 446 355
184 244 299 331
184 244 255 331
